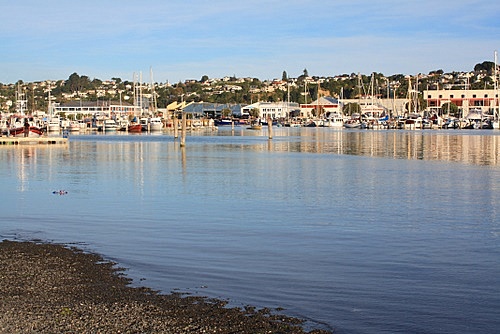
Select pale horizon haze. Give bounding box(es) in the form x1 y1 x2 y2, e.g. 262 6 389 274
1 0 499 84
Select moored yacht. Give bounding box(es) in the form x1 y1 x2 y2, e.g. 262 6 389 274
103 119 119 131
48 117 61 132
149 117 164 131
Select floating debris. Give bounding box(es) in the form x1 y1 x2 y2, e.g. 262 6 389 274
52 190 68 195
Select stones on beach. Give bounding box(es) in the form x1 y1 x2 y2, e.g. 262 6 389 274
0 240 331 333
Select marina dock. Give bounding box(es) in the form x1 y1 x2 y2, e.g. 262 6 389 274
0 136 68 145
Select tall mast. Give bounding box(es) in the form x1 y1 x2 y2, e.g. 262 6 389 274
48 82 52 117
140 72 143 115
150 66 157 115
304 81 307 104
317 79 320 119
495 50 498 122
287 79 290 120
371 73 375 108
415 74 419 114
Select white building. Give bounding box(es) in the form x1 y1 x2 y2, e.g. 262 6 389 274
53 101 140 117
241 102 300 119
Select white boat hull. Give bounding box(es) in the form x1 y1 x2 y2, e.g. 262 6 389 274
150 123 163 132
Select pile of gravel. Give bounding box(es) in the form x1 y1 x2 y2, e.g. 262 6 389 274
0 240 331 333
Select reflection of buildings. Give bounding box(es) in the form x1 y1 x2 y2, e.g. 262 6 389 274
243 129 499 166
0 145 69 192
17 147 36 192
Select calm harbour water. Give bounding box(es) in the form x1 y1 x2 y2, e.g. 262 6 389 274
1 127 499 333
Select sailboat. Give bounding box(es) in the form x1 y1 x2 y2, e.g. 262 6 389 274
344 74 363 129
404 75 424 129
147 67 163 132
360 73 385 128
46 84 61 133
8 84 43 137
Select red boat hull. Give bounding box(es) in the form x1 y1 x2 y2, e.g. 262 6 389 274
9 126 43 138
128 124 143 132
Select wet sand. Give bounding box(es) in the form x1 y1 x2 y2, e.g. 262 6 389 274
0 240 331 333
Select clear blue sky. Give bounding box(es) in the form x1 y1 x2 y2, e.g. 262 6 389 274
1 0 499 84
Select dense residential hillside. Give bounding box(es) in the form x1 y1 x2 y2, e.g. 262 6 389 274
0 61 498 114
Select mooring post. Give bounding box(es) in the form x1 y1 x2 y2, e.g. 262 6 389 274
268 117 273 139
173 112 179 139
180 111 187 147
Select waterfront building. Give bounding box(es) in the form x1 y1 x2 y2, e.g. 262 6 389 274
300 96 343 119
53 101 140 118
181 102 245 118
424 89 499 118
241 102 300 120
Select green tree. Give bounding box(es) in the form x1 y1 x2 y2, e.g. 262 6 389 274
441 102 459 117
474 61 495 75
64 73 92 93
249 108 260 118
343 103 360 116
91 78 102 88
282 71 288 81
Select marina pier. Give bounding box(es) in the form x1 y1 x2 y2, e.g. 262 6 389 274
0 137 68 145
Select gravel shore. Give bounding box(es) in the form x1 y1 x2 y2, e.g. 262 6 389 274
0 240 331 333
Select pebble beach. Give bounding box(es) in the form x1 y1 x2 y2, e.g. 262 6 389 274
0 240 331 333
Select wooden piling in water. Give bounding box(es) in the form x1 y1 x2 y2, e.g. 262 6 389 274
173 113 179 139
180 112 187 147
267 117 273 139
